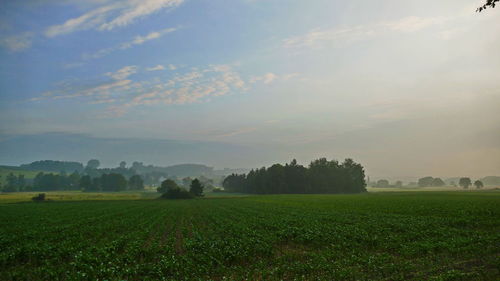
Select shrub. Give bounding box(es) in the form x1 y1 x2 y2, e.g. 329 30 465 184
161 187 194 199
32 193 46 202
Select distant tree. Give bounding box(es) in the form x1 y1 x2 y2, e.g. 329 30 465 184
128 175 144 190
100 173 127 192
86 159 100 170
376 179 390 188
474 180 484 189
119 161 127 169
394 181 403 188
477 0 499 12
431 178 445 187
32 193 46 202
418 177 434 187
158 179 193 199
225 157 366 195
189 179 204 197
4 173 19 192
459 177 472 189
68 171 81 190
91 177 101 191
158 179 179 193
79 175 92 191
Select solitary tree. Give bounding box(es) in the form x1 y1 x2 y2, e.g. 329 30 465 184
474 180 484 189
119 161 127 169
431 178 445 187
459 177 472 189
376 179 390 188
189 179 204 197
158 179 179 194
418 176 434 187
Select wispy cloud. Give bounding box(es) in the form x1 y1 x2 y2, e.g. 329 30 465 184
213 127 258 138
146 65 165 71
0 32 34 52
45 0 184 37
30 63 253 117
81 26 178 60
29 79 132 102
250 73 278 84
119 27 178 49
283 16 447 49
105 64 247 116
105 65 137 80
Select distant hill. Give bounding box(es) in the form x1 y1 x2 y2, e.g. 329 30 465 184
0 132 257 168
20 160 84 173
481 176 500 186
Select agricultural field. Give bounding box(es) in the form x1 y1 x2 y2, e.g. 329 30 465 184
0 192 499 280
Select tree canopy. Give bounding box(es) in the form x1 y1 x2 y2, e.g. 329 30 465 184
459 177 472 189
223 158 366 194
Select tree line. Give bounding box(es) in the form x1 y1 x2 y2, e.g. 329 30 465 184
222 158 366 194
156 178 204 199
371 176 485 189
0 171 144 192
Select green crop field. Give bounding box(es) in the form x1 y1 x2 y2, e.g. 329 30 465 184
1 192 499 280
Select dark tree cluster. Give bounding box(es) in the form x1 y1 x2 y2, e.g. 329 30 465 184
1 173 26 192
157 178 204 199
417 176 445 187
32 171 81 191
222 158 366 194
79 173 143 192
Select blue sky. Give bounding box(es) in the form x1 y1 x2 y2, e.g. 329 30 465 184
0 0 499 178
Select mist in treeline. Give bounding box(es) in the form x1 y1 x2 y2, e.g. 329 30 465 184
223 158 367 194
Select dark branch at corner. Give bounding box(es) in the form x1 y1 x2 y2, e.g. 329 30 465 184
477 0 499 12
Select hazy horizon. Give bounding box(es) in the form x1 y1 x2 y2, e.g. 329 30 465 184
1 0 499 179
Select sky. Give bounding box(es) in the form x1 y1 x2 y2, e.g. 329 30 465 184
0 0 499 180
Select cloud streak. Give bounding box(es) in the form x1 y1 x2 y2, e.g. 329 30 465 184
45 0 184 37
81 26 178 60
283 16 448 49
0 32 34 52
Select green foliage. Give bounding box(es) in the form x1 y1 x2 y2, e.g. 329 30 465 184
459 177 472 189
31 193 46 202
474 180 484 189
160 187 194 199
0 192 498 280
128 175 144 190
157 179 179 194
100 173 127 192
223 158 366 194
418 176 434 187
158 179 194 199
189 178 204 196
32 172 80 191
376 179 390 188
